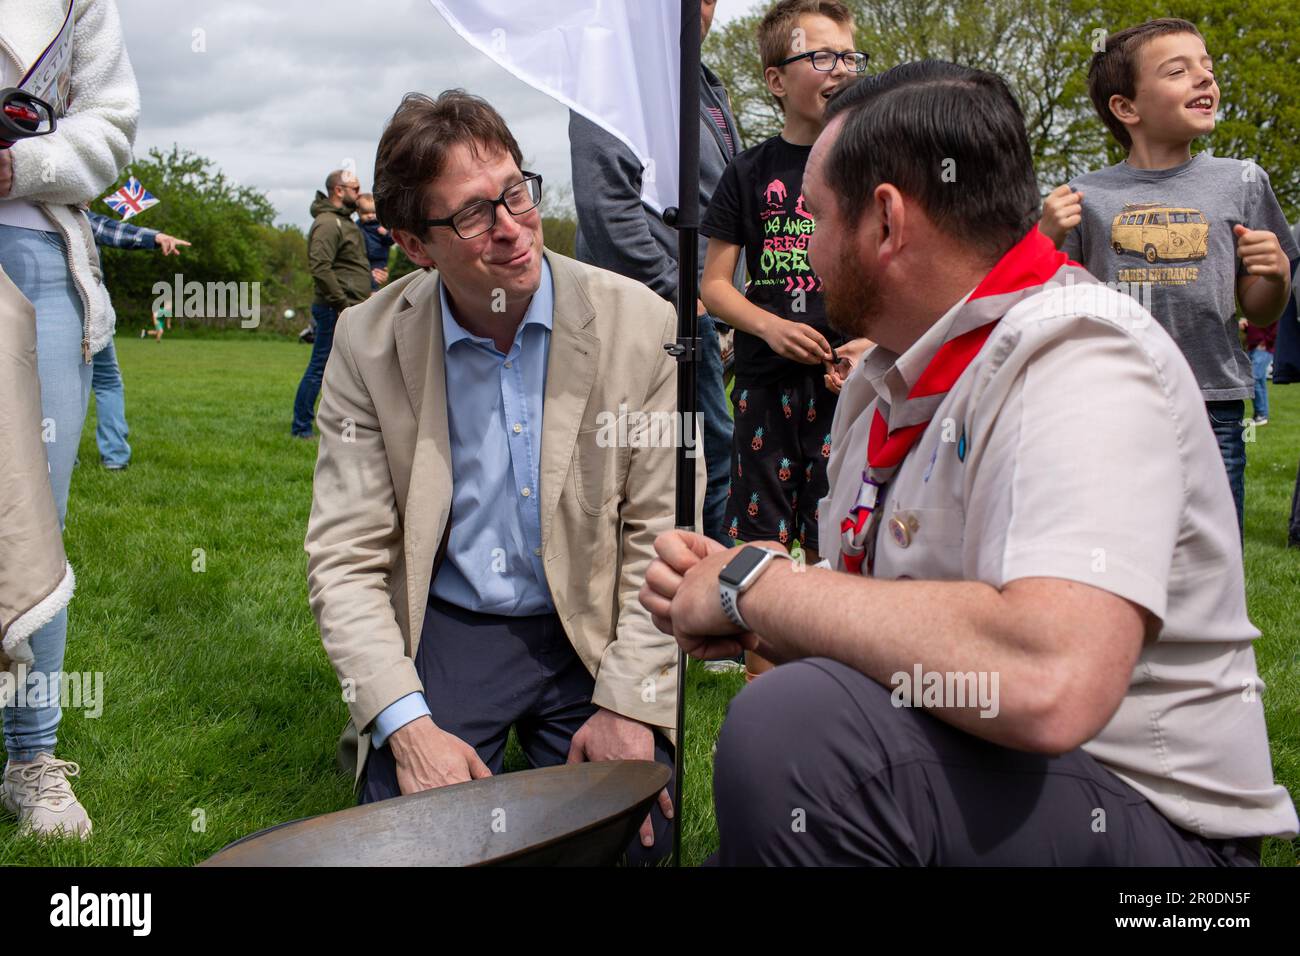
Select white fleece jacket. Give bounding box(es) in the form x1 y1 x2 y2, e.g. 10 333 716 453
0 0 140 359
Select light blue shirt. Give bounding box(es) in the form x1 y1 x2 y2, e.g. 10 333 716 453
370 260 555 748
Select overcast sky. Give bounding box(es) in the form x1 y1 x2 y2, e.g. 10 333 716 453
116 0 767 231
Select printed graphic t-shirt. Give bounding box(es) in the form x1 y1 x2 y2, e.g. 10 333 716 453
1063 153 1300 400
701 134 843 386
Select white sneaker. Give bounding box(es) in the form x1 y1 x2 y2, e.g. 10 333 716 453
1 752 93 839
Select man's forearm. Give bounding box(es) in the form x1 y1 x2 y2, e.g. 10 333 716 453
737 562 1093 751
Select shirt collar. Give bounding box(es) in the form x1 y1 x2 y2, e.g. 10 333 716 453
439 255 554 354
860 287 976 407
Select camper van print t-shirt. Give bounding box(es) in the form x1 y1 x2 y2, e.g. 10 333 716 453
1063 153 1299 400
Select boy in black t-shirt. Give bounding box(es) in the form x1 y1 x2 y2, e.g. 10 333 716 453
701 0 871 678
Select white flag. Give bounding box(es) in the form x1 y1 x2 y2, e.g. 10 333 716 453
429 0 681 214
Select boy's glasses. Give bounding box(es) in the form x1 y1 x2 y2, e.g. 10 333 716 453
776 50 870 73
422 172 543 240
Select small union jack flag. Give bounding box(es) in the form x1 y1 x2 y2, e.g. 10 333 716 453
102 177 159 220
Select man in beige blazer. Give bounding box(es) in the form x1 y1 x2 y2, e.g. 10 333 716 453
305 90 702 864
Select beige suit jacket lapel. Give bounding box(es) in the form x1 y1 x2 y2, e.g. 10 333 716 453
538 251 599 547
393 272 453 649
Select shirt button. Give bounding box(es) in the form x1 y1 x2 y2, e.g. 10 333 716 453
521 487 531 497
513 423 522 434
533 547 542 557
504 361 512 369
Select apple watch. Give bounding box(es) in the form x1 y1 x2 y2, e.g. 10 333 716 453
718 546 790 630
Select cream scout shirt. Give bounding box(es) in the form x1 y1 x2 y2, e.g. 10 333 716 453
819 280 1299 840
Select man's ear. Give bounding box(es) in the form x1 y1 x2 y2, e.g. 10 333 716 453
393 228 436 270
870 183 906 270
1108 93 1140 133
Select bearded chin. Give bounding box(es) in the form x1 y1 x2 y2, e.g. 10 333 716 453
825 265 878 341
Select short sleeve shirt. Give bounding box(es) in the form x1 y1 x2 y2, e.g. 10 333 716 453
1063 154 1300 400
818 281 1298 840
701 134 843 386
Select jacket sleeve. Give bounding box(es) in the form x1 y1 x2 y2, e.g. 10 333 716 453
305 312 424 734
589 299 704 738
308 218 349 310
10 0 140 205
568 111 677 299
86 210 156 249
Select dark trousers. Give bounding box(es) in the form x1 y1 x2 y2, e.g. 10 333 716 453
360 596 675 865
1290 455 1300 547
712 658 1260 866
1207 399 1246 540
292 303 338 437
698 314 734 546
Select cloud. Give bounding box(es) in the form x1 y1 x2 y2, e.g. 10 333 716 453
118 0 572 229
115 0 769 229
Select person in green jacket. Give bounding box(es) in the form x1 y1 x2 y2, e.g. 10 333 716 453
293 168 372 438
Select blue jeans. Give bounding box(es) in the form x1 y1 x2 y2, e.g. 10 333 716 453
1250 348 1271 420
697 314 733 545
0 223 91 760
292 303 338 436
91 338 131 466
1207 400 1246 541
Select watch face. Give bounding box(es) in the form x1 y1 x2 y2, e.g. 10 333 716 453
719 547 769 587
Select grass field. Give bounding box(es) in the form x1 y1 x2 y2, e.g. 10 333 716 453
0 334 1295 866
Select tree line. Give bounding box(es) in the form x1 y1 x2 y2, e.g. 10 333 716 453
100 0 1298 331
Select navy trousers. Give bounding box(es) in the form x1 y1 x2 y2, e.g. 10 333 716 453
360 596 674 865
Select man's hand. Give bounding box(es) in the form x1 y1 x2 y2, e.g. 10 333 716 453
640 530 788 660
1040 184 1083 248
0 149 12 199
566 707 671 849
640 530 728 637
824 336 872 393
763 319 833 365
387 715 491 795
1234 224 1289 281
156 233 192 256
372 267 389 286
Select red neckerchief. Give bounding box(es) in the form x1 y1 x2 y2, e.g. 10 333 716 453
840 226 1084 575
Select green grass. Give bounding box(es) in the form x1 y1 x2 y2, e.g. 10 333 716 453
0 334 1295 865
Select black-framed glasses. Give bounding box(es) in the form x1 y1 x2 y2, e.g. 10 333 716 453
422 172 543 240
776 50 869 73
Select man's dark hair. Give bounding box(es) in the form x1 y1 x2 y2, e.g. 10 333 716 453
372 90 524 236
823 61 1041 262
1087 18 1205 151
325 169 347 194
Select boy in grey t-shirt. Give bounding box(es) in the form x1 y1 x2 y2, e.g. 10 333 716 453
1040 18 1297 538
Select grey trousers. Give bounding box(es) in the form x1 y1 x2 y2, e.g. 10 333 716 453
712 658 1261 866
360 596 674 865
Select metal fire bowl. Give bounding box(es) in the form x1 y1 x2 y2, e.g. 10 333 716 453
201 760 671 867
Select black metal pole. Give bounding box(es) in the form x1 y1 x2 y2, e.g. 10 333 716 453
662 0 701 869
